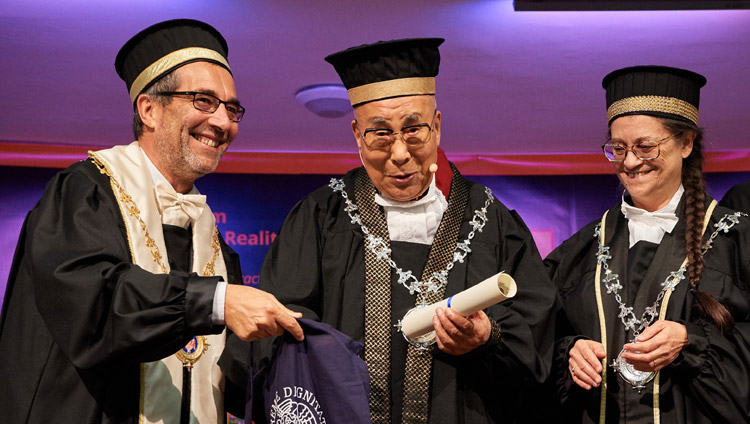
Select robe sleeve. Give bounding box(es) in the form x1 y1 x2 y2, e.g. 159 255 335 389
667 218 750 422
543 230 601 415
719 181 750 213
459 203 558 387
257 195 324 321
26 161 222 370
667 320 750 421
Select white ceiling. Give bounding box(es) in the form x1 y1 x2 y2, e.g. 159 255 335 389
1 0 749 158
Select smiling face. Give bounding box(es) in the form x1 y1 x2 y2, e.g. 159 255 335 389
139 61 239 193
610 114 694 211
351 95 441 202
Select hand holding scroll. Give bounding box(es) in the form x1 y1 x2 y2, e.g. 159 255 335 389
400 272 517 340
433 308 491 355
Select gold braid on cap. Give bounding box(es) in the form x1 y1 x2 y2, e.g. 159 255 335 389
607 95 699 126
347 77 435 106
129 47 231 103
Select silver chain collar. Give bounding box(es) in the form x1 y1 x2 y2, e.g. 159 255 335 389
595 211 747 337
330 178 494 307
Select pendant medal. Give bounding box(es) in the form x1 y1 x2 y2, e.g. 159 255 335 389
399 305 436 351
175 335 209 371
611 344 655 393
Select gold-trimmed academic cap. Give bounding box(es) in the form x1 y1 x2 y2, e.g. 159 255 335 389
602 65 706 126
325 38 444 107
115 19 231 104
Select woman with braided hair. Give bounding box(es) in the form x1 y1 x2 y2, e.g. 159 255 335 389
545 66 750 423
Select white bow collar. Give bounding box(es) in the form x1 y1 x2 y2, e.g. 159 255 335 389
621 185 683 248
154 181 206 228
374 177 448 244
142 148 205 228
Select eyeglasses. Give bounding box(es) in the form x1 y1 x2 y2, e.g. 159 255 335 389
602 132 681 162
157 91 245 123
357 112 437 151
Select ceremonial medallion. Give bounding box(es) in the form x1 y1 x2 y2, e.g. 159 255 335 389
400 306 436 351
611 347 655 393
175 335 209 371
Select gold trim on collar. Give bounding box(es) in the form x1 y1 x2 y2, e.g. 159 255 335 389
347 77 435 106
88 151 221 275
607 95 699 126
129 47 231 103
89 151 138 269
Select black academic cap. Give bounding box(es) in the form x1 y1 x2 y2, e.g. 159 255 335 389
325 38 444 107
602 65 706 126
115 19 230 104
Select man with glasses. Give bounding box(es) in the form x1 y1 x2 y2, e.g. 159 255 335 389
0 19 302 424
246 38 557 423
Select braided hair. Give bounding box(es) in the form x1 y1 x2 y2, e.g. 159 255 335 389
659 117 735 333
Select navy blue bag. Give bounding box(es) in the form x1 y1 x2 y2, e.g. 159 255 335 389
246 318 371 424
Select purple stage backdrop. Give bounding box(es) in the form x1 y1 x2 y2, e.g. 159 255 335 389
1 165 748 309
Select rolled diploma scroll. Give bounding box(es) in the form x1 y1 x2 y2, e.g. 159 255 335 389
401 272 517 339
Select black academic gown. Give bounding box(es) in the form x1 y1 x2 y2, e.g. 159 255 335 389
720 181 750 213
545 198 750 423
0 159 243 423
246 166 557 424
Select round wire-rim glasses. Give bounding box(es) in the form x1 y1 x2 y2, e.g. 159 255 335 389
602 132 682 162
357 112 437 151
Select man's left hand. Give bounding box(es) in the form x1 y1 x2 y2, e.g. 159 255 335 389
432 308 492 355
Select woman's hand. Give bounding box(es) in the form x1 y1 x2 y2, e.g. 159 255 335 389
621 320 688 372
569 339 607 390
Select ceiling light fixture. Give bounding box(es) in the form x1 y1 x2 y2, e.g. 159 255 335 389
295 84 352 118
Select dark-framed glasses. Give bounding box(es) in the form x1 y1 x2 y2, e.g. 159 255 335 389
358 112 437 150
157 91 245 123
602 133 681 162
